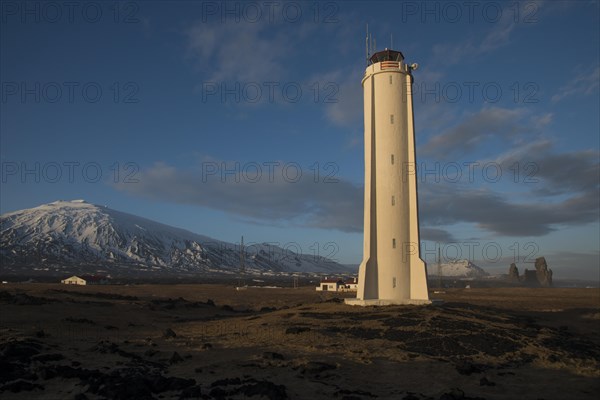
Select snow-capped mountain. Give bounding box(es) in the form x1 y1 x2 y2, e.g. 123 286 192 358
0 200 350 276
427 259 488 278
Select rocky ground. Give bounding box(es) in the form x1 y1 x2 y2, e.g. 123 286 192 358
0 284 599 399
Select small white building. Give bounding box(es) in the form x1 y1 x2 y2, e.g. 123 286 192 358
316 278 342 291
341 277 358 292
61 275 109 285
61 275 87 285
316 277 358 292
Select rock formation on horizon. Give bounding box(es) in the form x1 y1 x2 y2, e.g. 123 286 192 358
508 263 520 283
508 257 553 287
535 257 553 287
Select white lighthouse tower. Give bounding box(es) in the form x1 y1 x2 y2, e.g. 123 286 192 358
345 44 430 306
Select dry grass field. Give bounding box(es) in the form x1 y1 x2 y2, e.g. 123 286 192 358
1 283 599 399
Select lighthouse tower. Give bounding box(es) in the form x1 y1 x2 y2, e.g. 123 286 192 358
345 46 430 306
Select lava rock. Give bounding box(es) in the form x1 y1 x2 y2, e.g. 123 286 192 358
535 257 553 287
263 352 284 360
508 263 520 283
163 328 177 338
179 384 202 399
169 351 184 364
285 327 310 334
238 380 287 399
32 353 65 363
0 379 44 393
455 361 484 376
301 361 337 374
479 377 496 386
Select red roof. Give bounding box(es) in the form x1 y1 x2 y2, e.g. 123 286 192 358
320 278 343 283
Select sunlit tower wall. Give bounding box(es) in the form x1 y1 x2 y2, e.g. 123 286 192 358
346 48 430 306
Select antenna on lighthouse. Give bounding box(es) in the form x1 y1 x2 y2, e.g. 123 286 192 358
366 24 369 65
390 33 393 50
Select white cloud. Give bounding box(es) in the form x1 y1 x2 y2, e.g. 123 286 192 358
186 22 287 83
431 4 519 67
551 65 600 103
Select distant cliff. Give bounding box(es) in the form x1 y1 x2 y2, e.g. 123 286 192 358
506 257 553 287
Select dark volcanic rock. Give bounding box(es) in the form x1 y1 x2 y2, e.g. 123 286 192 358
285 326 311 334
438 387 486 400
334 388 377 398
402 337 476 357
210 378 287 400
383 329 423 342
520 257 553 287
211 377 242 387
238 380 287 399
301 361 337 374
179 384 202 399
263 351 285 360
0 360 37 383
64 316 96 324
508 263 519 283
455 361 486 375
0 379 44 393
343 327 382 340
325 297 343 303
439 388 465 400
31 353 65 363
169 351 184 364
163 328 177 338
0 291 55 305
535 257 553 287
455 333 521 356
83 368 195 399
522 269 540 287
152 297 216 310
0 339 43 362
479 377 496 386
382 316 422 327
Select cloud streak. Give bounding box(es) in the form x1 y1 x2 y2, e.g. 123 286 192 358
115 138 599 240
186 22 288 83
420 183 598 236
115 161 363 233
420 106 540 159
551 65 599 103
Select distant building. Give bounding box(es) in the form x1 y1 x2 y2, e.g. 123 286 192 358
61 275 86 285
342 277 359 292
61 275 109 285
316 277 358 292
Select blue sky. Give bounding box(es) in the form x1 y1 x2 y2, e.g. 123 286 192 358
1 1 599 280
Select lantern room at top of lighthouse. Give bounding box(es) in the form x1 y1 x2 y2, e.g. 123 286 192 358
368 49 404 65
363 48 414 83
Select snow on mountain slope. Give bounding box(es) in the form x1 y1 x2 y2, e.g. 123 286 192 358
427 259 488 278
0 200 349 275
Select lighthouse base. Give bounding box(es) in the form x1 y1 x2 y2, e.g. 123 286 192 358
344 298 431 306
